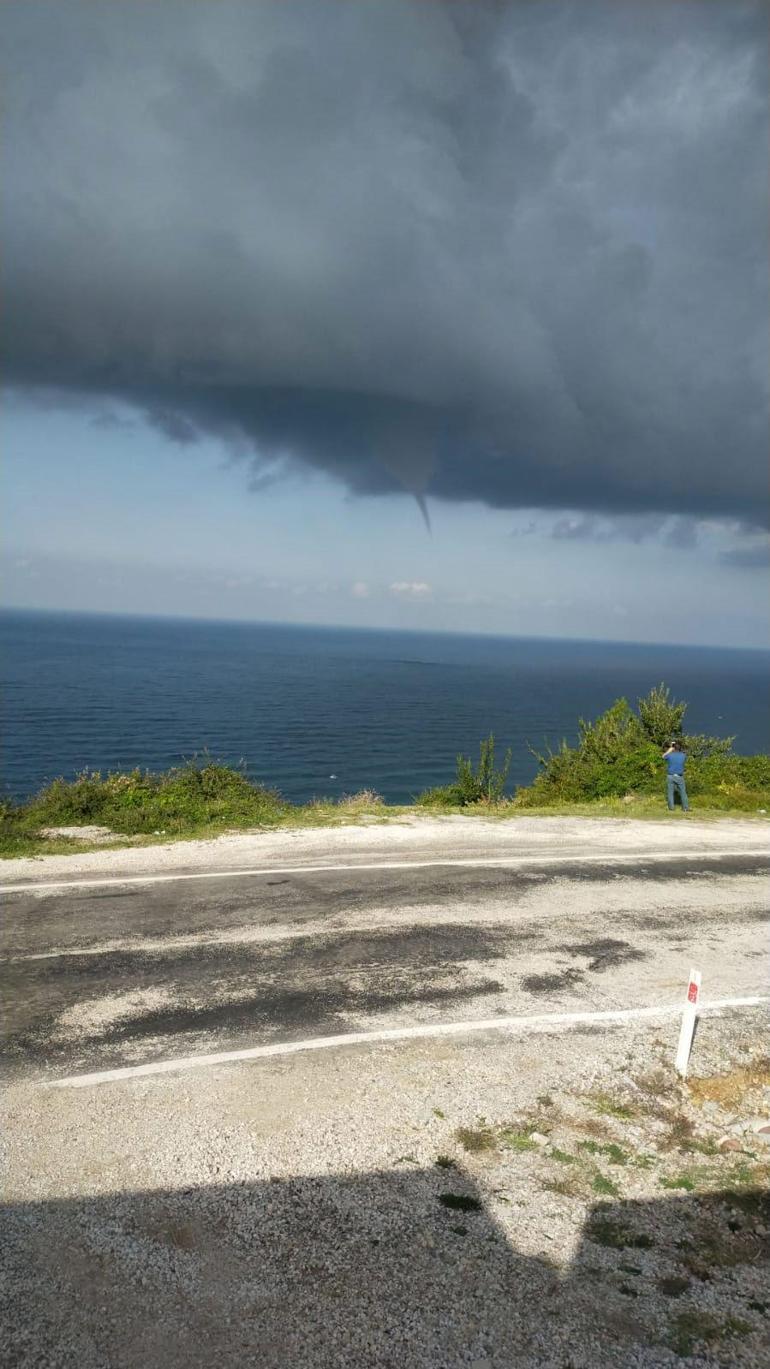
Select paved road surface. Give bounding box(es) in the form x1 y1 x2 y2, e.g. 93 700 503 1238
3 847 766 1081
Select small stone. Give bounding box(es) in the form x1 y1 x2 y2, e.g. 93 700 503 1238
717 1136 742 1153
529 1132 549 1145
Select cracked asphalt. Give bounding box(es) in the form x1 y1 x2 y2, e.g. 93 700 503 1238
2 847 767 1081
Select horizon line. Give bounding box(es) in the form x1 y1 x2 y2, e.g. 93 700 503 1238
2 603 768 656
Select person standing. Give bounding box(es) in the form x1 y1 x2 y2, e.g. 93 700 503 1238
662 740 689 811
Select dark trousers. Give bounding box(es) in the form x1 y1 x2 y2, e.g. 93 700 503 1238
667 773 688 810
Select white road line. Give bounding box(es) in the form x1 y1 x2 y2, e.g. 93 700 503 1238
47 995 769 1089
3 847 768 894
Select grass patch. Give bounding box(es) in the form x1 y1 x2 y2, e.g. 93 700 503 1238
667 1310 753 1358
591 1173 621 1197
667 1310 722 1358
550 1148 577 1165
500 1128 540 1153
589 1093 637 1120
0 761 411 858
437 1193 483 1213
660 1173 697 1192
578 1140 629 1166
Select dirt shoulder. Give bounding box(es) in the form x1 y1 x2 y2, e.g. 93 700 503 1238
2 812 767 886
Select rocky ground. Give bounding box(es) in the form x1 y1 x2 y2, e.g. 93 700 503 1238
3 1003 768 1368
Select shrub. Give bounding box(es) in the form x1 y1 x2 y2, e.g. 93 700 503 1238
418 733 512 807
20 758 287 835
636 683 686 748
517 687 767 808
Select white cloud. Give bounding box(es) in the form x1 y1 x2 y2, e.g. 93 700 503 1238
351 580 370 599
390 581 433 599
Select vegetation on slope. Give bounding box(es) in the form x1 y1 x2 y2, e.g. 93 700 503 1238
418 685 770 812
0 762 392 857
1 686 767 857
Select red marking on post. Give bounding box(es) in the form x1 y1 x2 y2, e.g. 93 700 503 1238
687 981 699 1004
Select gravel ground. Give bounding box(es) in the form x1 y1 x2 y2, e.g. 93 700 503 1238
3 1005 768 1368
3 813 767 885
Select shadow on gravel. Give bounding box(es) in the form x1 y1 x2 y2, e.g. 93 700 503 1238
2 1171 768 1368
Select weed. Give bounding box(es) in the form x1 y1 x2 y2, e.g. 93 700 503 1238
668 1310 754 1358
578 1140 629 1166
590 1093 636 1120
722 1317 752 1337
500 1128 539 1153
727 1163 759 1186
724 1184 770 1215
393 1155 418 1166
550 1148 577 1165
592 1173 621 1197
455 1126 496 1154
571 1115 616 1141
585 1218 653 1250
450 1224 468 1236
435 1155 456 1170
432 1108 446 1120
660 1174 697 1192
660 1113 718 1154
537 1094 554 1108
437 1194 482 1213
667 1310 722 1357
542 1176 581 1198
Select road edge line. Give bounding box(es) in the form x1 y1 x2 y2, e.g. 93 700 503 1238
44 995 769 1089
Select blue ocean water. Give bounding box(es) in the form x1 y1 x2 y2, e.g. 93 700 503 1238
1 609 768 804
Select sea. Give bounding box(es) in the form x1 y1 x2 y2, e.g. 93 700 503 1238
2 609 768 804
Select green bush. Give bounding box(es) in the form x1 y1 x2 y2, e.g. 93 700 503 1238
517 687 767 809
636 683 686 748
18 759 287 835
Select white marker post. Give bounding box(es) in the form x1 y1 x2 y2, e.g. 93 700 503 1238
675 967 701 1078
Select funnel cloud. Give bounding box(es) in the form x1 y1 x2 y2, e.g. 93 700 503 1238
3 1 768 526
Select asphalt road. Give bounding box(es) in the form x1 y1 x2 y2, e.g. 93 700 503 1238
3 850 767 1081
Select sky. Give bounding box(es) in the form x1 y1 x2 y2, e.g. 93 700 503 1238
2 0 768 647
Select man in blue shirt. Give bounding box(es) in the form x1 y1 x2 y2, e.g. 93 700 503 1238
663 741 689 811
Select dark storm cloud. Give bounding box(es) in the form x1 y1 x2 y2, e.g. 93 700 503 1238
2 0 768 524
549 512 701 547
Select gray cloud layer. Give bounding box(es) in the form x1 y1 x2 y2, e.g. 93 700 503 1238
3 0 768 523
